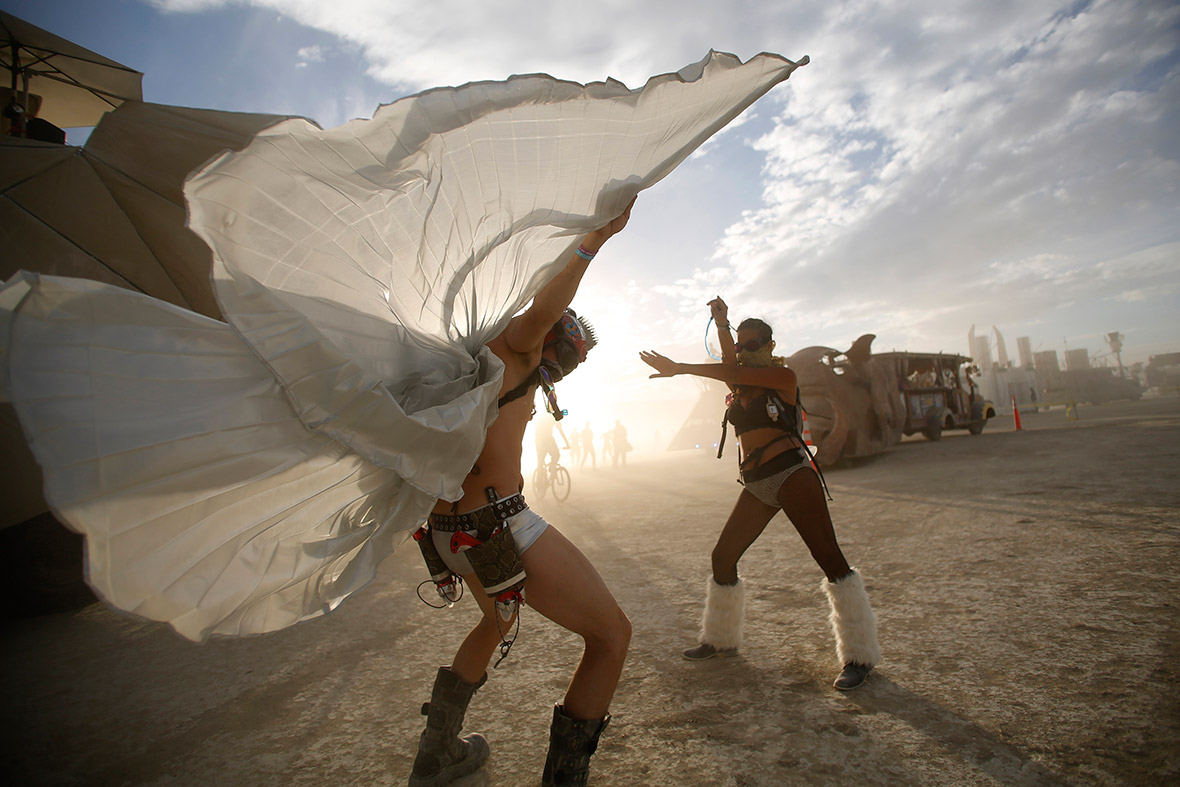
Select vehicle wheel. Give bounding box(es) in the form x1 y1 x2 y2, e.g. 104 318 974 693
551 466 571 501
531 466 548 499
922 416 943 441
968 418 987 435
809 395 847 466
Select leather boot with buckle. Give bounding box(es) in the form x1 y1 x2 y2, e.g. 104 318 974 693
541 704 610 786
409 667 490 786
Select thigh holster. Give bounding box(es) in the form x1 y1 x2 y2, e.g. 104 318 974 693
429 488 529 623
413 525 463 604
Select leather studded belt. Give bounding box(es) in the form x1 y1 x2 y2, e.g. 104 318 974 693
428 494 529 532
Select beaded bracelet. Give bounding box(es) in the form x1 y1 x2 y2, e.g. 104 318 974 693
574 245 597 261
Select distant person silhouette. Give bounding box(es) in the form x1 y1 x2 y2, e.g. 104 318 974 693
567 428 581 465
612 420 630 466
579 423 596 469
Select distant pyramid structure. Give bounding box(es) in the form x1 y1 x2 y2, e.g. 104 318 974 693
668 377 728 451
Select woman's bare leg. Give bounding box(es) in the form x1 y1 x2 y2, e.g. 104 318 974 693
777 469 851 581
518 527 631 720
450 574 518 684
711 490 780 585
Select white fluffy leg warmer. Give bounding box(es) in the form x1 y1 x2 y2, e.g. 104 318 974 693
822 569 881 668
700 578 745 650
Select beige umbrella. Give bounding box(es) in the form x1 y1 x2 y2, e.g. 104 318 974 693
1 100 297 526
1 100 298 319
1 10 143 129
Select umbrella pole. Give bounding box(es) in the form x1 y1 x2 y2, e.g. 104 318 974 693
4 42 25 137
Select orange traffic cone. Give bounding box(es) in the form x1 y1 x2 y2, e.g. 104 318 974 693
1012 395 1023 431
801 409 817 455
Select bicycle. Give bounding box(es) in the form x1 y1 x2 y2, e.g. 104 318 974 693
531 461 571 502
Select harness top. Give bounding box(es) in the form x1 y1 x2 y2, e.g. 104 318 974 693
497 367 542 408
727 388 802 437
718 385 832 500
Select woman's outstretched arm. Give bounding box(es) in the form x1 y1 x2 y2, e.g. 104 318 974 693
639 350 797 391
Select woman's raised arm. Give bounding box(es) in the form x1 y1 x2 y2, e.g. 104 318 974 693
708 296 737 367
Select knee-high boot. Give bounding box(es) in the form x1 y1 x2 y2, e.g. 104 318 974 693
409 666 491 786
541 704 610 786
822 569 881 690
683 577 745 660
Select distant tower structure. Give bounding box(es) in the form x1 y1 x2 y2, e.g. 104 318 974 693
972 336 994 369
1017 336 1033 369
993 325 1010 368
1106 332 1125 379
1034 350 1060 374
1065 348 1090 371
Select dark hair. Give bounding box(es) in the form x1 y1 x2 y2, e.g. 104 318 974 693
736 318 773 344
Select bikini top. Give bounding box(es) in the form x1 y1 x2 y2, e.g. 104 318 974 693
727 387 801 437
497 366 542 408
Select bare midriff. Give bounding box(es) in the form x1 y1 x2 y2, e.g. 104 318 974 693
431 338 540 515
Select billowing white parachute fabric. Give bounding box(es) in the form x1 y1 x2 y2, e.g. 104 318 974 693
186 50 806 500
0 50 806 641
0 272 431 640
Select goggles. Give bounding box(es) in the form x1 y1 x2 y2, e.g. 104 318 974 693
543 309 597 377
737 336 769 353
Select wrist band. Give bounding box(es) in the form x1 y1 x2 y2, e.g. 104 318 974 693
574 245 597 261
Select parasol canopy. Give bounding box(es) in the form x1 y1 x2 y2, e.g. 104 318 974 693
1 10 143 128
0 100 298 319
0 100 296 529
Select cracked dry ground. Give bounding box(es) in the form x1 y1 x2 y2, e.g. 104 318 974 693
3 396 1178 786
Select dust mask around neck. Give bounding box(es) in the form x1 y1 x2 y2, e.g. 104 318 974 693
737 345 779 367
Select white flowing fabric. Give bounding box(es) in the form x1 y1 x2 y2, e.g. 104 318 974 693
0 50 807 641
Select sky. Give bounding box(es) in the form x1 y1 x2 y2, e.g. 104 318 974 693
4 0 1179 450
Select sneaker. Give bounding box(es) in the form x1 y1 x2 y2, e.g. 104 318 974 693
834 662 872 691
682 643 738 660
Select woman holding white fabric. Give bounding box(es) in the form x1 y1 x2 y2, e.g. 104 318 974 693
410 203 634 787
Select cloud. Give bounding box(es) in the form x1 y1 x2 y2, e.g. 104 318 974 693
699 0 1180 355
147 0 1179 364
147 0 820 90
296 44 325 67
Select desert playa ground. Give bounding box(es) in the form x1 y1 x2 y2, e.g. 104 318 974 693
3 396 1178 786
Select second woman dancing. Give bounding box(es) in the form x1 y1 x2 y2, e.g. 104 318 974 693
639 297 880 690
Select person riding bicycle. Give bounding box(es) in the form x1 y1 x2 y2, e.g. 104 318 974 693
535 418 565 469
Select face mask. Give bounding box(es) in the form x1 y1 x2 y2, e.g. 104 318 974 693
539 357 565 383
738 345 776 367
553 339 582 376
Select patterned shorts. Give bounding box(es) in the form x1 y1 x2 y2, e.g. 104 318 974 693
741 448 814 508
